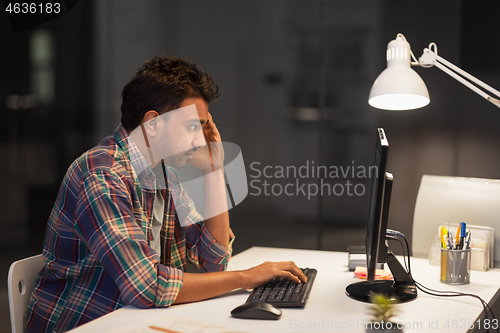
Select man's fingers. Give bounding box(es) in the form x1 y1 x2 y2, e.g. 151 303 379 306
275 261 307 283
290 265 307 283
281 271 300 284
204 113 221 142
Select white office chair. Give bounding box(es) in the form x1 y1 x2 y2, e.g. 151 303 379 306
412 175 500 266
8 254 44 333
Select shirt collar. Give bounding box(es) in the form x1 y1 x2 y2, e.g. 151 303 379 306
114 124 158 191
113 124 184 193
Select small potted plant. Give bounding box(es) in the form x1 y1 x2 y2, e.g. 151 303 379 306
366 293 403 332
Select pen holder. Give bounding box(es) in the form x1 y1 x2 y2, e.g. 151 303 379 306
440 248 471 285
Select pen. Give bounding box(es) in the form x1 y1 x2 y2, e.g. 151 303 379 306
448 231 454 249
149 326 184 333
463 230 471 250
448 231 456 250
458 222 466 250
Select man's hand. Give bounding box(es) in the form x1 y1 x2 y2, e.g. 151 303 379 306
188 113 224 173
239 261 308 290
174 261 308 304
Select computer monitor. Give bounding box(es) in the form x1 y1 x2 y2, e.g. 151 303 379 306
345 128 417 303
366 128 389 281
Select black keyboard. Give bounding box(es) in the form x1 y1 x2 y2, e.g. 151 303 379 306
245 268 317 308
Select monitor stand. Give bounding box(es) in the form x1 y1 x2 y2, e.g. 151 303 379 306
345 250 417 303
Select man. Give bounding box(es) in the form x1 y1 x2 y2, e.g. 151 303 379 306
26 55 306 333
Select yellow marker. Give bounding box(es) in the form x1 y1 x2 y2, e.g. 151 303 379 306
441 249 448 282
440 226 448 282
440 226 448 248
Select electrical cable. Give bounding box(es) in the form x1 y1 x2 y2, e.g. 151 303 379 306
386 236 410 274
388 235 498 333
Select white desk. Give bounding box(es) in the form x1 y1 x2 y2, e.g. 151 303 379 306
69 247 500 333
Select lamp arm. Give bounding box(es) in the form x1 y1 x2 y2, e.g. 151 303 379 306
434 60 500 107
418 48 500 108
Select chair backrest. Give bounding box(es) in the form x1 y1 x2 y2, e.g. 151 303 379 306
412 175 500 266
8 254 44 333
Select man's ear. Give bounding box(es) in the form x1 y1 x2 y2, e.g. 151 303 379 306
142 110 159 136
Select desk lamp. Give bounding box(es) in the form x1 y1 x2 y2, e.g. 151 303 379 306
368 33 500 110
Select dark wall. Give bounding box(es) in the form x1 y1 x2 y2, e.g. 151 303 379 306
377 0 500 252
1 1 94 249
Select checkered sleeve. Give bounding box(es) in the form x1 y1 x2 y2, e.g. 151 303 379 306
186 224 235 272
74 167 183 308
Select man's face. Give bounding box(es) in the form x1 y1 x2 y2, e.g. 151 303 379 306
152 97 210 168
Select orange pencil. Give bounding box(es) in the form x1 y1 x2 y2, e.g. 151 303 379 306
455 224 461 249
149 326 183 333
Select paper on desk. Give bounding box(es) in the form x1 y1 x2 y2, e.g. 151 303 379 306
353 266 393 280
101 317 248 333
100 325 153 333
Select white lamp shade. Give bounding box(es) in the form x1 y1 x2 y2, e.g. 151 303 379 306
369 33 430 110
369 66 430 110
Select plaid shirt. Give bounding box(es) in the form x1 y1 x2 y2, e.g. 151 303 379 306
26 124 234 333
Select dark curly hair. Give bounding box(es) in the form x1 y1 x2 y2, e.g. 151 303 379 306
120 55 219 131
